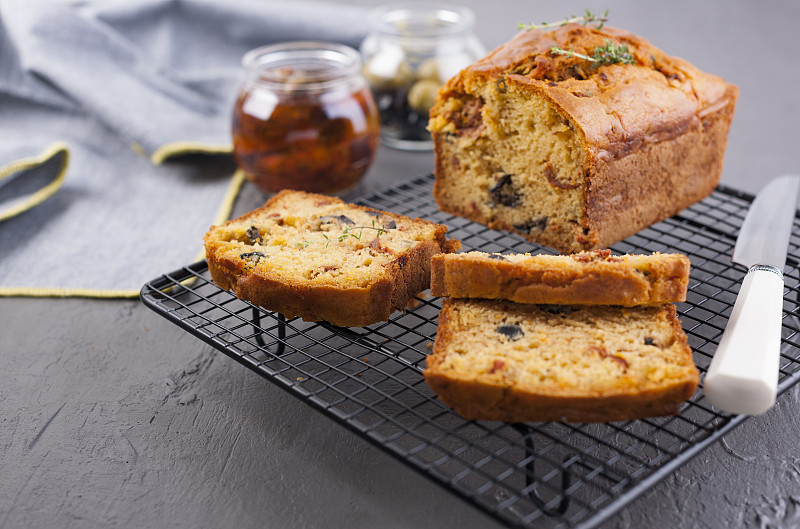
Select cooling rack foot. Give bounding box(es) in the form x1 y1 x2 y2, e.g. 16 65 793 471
252 307 286 356
513 423 572 515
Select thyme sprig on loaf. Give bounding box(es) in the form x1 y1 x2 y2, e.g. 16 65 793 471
551 39 635 67
520 9 634 68
518 8 609 31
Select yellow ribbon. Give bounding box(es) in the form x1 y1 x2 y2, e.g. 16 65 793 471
0 142 70 222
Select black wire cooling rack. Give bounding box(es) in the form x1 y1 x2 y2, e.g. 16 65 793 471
141 173 800 529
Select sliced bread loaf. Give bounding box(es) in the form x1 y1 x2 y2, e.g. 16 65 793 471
429 23 737 253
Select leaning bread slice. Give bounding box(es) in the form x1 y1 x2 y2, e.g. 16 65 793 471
204 190 460 327
424 298 699 423
430 249 690 306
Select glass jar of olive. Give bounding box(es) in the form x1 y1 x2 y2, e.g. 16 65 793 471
360 3 485 151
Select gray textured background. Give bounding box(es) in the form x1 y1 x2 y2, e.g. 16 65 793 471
3 1 800 528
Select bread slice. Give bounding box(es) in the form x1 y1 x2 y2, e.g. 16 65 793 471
424 298 699 423
428 23 738 253
203 190 460 327
431 249 690 306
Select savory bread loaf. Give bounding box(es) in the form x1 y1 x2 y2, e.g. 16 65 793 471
424 298 700 423
431 249 690 306
203 190 460 327
428 23 738 253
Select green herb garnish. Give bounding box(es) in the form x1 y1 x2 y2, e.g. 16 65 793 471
320 220 388 248
519 8 609 31
550 39 635 67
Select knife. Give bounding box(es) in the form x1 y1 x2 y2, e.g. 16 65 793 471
704 174 800 415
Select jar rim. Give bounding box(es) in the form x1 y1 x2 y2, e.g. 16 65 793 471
241 41 362 92
368 2 476 39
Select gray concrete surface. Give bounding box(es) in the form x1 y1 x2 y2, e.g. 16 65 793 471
3 1 800 528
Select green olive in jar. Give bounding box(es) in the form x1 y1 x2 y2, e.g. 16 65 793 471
415 57 442 83
362 50 414 91
407 79 441 114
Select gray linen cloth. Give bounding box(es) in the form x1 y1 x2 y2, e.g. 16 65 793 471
0 0 369 296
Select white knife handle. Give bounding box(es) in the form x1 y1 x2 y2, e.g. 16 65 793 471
704 266 784 415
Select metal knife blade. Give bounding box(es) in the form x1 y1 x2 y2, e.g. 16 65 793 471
733 174 800 269
705 174 800 415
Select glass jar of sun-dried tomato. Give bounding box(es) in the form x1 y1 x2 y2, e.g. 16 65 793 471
232 41 380 194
